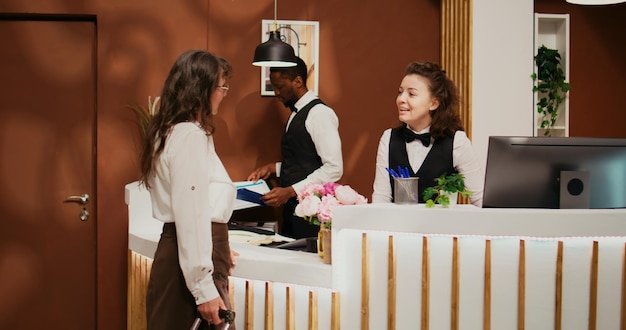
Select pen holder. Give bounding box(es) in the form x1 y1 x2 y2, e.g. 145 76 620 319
393 177 420 204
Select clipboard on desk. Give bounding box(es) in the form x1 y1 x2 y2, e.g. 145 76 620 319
234 180 270 209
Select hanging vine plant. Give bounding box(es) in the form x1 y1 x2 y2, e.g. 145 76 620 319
531 45 571 136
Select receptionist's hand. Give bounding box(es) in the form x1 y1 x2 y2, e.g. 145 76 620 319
260 187 296 207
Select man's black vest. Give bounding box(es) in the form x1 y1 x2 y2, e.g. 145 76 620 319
389 127 457 202
280 99 324 187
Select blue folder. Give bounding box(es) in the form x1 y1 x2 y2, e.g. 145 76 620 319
236 188 267 206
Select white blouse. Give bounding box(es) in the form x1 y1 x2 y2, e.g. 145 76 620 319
148 122 236 305
372 128 484 206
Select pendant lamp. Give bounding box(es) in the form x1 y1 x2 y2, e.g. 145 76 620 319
252 0 297 67
566 0 625 4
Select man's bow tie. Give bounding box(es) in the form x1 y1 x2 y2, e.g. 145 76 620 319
403 128 431 147
289 105 298 112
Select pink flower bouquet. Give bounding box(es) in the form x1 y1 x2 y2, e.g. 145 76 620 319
294 182 368 229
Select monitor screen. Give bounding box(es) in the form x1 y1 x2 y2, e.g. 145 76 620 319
482 136 626 209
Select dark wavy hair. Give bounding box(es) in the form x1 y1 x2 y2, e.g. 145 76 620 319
403 61 463 138
139 50 232 187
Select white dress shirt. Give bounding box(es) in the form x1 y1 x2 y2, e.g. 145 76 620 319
148 122 236 305
276 91 343 194
372 127 484 206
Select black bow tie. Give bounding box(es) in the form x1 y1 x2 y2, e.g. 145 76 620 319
403 128 431 147
289 105 298 112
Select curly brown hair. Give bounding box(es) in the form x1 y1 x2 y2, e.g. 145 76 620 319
403 61 464 139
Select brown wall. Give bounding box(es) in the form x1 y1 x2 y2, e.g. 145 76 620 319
210 1 441 195
0 0 440 328
535 0 626 138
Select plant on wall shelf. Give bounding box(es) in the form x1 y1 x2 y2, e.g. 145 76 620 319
531 45 571 136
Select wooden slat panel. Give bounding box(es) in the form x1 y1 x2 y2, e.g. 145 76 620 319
388 235 396 330
484 240 491 330
622 243 626 330
286 286 295 330
422 236 430 330
309 291 318 330
361 233 370 330
246 280 255 330
440 0 472 139
518 240 526 330
452 237 459 330
265 281 274 330
331 292 340 330
127 250 151 330
589 241 598 330
555 241 563 330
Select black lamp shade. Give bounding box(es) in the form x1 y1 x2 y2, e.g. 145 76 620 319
252 31 297 67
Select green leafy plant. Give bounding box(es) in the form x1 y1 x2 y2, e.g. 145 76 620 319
423 173 472 208
125 96 160 136
531 45 571 136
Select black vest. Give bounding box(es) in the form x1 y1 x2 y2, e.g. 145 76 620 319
389 127 457 202
280 99 324 187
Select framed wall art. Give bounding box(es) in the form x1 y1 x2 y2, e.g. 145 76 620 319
260 20 320 96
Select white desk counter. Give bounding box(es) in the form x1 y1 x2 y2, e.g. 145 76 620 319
125 181 331 288
330 204 626 329
331 203 626 237
128 181 626 329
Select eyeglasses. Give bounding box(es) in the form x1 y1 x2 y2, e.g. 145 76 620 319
217 85 229 94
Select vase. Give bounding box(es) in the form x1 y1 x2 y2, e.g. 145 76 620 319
440 191 458 207
318 228 332 264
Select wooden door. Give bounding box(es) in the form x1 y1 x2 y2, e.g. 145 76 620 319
0 16 97 328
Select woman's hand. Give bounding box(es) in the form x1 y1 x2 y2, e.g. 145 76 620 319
198 296 226 325
229 249 239 275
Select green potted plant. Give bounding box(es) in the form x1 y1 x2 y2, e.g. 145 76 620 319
423 173 472 208
531 45 571 136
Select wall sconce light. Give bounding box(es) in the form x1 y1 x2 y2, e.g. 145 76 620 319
252 0 297 67
566 0 625 4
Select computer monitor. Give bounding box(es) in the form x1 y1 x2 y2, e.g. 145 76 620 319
482 136 626 209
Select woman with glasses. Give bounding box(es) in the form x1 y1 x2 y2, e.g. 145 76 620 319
372 61 483 206
140 50 236 329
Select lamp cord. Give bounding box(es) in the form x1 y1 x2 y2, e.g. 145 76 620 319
273 0 277 31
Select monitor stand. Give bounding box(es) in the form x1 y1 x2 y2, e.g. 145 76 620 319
560 170 590 209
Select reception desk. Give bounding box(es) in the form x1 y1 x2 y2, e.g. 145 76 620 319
127 181 626 329
126 181 331 288
331 204 626 329
126 182 335 330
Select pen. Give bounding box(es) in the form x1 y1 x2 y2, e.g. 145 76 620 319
385 167 400 178
398 166 409 178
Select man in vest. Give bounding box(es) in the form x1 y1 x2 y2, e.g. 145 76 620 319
247 57 343 239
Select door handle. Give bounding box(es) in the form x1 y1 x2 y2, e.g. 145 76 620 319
64 193 89 205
